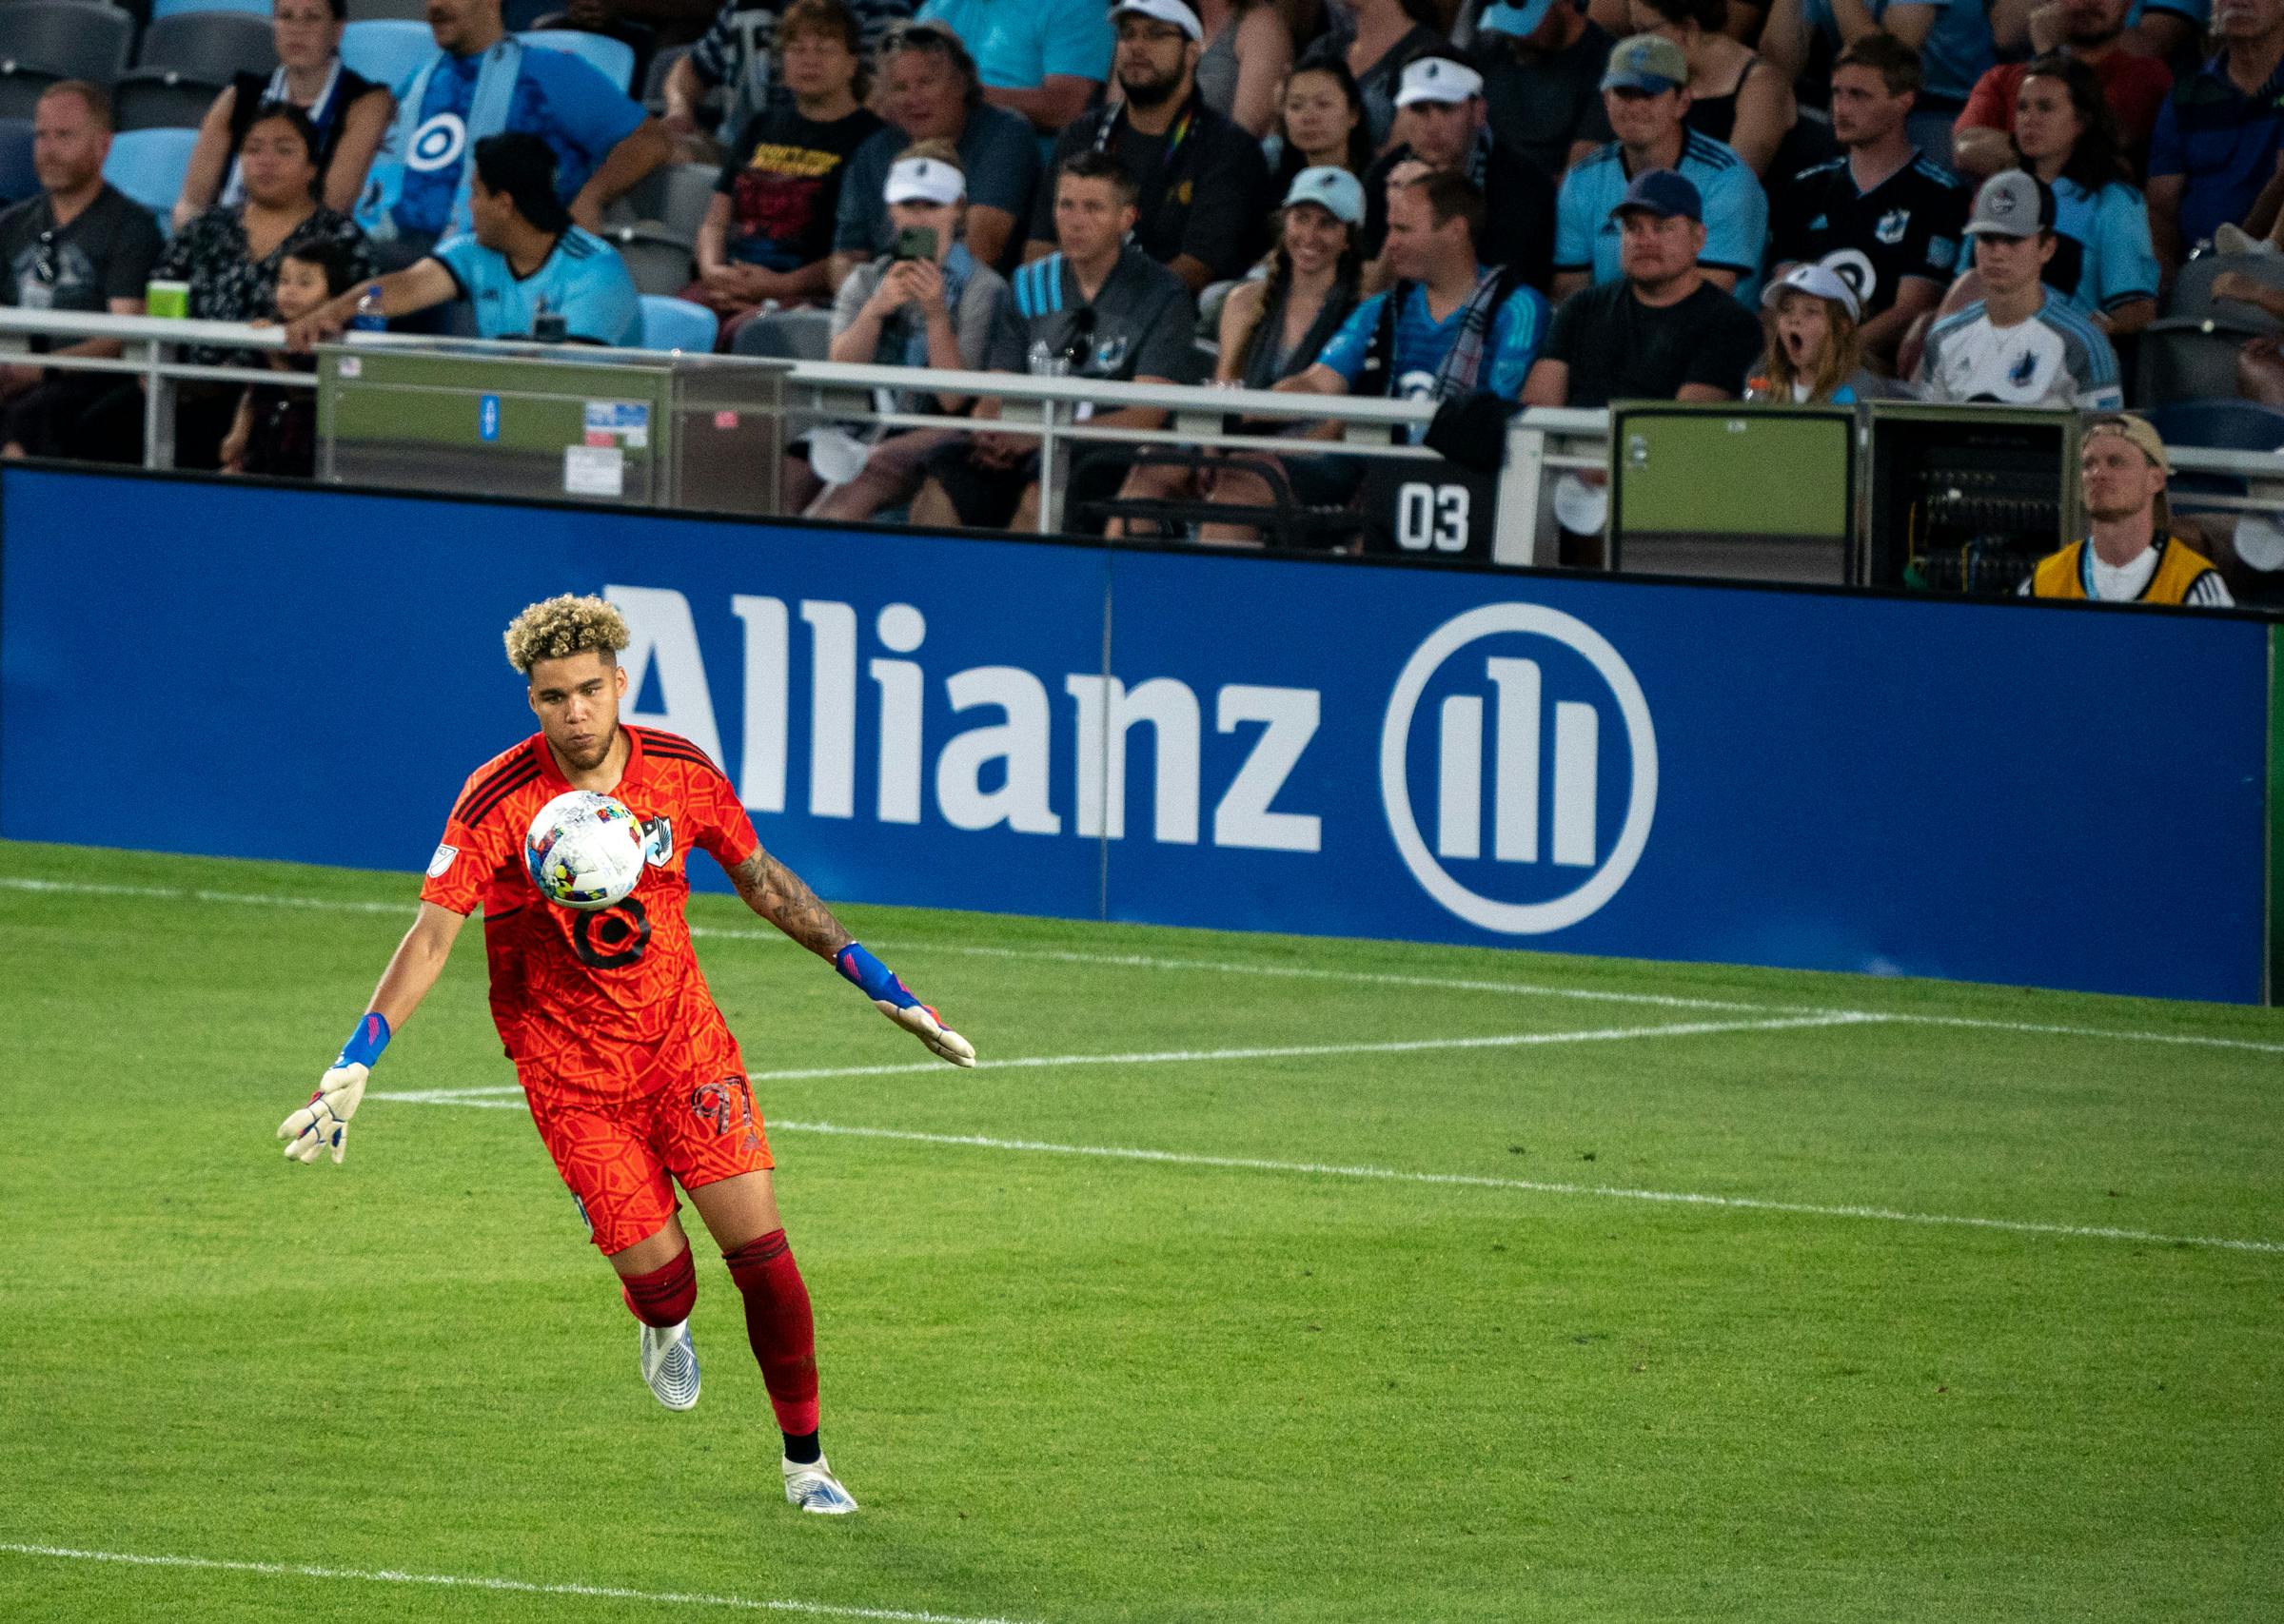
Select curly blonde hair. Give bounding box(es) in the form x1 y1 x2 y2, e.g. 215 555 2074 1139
502 594 630 675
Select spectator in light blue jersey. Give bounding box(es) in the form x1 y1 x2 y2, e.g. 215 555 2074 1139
1763 0 1995 164
2006 53 2158 335
1553 33 1766 303
916 0 1115 134
355 0 671 265
292 132 642 347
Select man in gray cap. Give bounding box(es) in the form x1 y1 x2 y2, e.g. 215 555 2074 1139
2021 413 2234 604
1915 168 2122 409
1551 33 1766 303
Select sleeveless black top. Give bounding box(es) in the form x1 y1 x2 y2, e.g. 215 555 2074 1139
1683 53 1763 147
1238 273 1358 393
226 63 384 182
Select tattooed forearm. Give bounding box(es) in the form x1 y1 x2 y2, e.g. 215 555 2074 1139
727 849 855 958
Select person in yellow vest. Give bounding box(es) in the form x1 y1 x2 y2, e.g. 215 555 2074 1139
2021 413 2235 606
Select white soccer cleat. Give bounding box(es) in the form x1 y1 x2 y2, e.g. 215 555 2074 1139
782 1457 858 1515
639 1319 700 1411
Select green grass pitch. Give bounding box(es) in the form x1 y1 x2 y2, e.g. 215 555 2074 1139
1 837 2279 1623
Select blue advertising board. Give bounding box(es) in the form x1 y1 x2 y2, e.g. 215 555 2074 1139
0 467 2269 1002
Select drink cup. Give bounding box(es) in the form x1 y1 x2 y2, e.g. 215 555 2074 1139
146 280 190 319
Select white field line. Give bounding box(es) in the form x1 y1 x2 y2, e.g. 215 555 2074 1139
370 1012 1881 1104
0 1542 1032 1623
9 872 2284 1057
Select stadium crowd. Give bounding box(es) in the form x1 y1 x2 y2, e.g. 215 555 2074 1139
0 0 2277 588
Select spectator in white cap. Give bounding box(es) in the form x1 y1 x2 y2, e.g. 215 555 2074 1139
1745 261 1906 402
1552 31 1767 303
1021 0 1272 291
1108 165 1370 539
1914 167 2121 409
802 140 1019 520
1335 0 1449 151
2021 413 2233 606
1360 49 1557 292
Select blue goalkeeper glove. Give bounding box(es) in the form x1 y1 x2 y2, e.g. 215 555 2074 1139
834 945 975 1067
278 1012 390 1164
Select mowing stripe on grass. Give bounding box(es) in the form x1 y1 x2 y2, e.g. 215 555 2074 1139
0 1541 1034 1624
371 1011 1880 1103
366 1094 2284 1256
10 873 2283 1056
771 1122 2284 1257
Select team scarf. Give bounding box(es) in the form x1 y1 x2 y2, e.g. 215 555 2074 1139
356 36 525 242
1428 266 1510 403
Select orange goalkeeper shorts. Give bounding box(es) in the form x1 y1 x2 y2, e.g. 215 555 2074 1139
521 1038 775 1256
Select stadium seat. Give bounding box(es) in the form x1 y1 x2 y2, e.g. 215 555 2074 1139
2145 400 2284 453
138 13 279 82
2133 323 2265 408
2164 250 2284 328
600 225 694 295
112 68 226 132
103 127 199 230
0 5 136 121
639 293 717 352
517 29 635 94
150 0 272 16
0 118 35 206
731 307 832 361
339 19 434 97
619 161 717 243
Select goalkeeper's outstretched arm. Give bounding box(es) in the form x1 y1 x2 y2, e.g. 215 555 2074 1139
725 848 975 1067
278 902 468 1164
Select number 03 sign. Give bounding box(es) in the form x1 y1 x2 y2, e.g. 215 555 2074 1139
1359 462 1500 560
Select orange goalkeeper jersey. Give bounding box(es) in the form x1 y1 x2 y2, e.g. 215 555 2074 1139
421 725 761 1082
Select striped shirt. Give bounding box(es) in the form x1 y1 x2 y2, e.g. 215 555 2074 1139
1556 131 1769 303
1915 289 2122 411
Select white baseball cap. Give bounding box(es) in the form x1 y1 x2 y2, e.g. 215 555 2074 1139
1110 0 1204 41
1284 166 1366 225
1394 56 1484 108
885 155 964 206
1762 260 1861 322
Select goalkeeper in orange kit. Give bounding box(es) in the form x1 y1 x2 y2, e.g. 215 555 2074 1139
278 594 975 1515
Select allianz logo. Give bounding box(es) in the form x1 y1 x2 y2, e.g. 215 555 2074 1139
607 585 1323 852
608 588 1657 932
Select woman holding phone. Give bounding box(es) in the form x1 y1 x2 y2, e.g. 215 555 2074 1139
797 142 1016 519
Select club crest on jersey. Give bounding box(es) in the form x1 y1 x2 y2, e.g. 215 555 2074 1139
1875 208 1909 245
640 815 675 868
2009 348 2038 386
426 843 459 878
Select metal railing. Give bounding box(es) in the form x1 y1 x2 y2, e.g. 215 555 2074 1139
5 306 2279 563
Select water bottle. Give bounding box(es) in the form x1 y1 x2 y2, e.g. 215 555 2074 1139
348 283 386 333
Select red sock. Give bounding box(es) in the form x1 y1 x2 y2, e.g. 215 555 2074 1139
620 1243 697 1328
722 1230 819 1438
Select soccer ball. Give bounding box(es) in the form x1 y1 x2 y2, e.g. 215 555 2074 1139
525 791 646 910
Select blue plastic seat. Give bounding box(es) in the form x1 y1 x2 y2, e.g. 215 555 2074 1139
151 0 274 16
103 127 201 232
0 118 35 206
518 29 636 94
2144 400 2284 454
339 19 436 97
639 294 717 352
